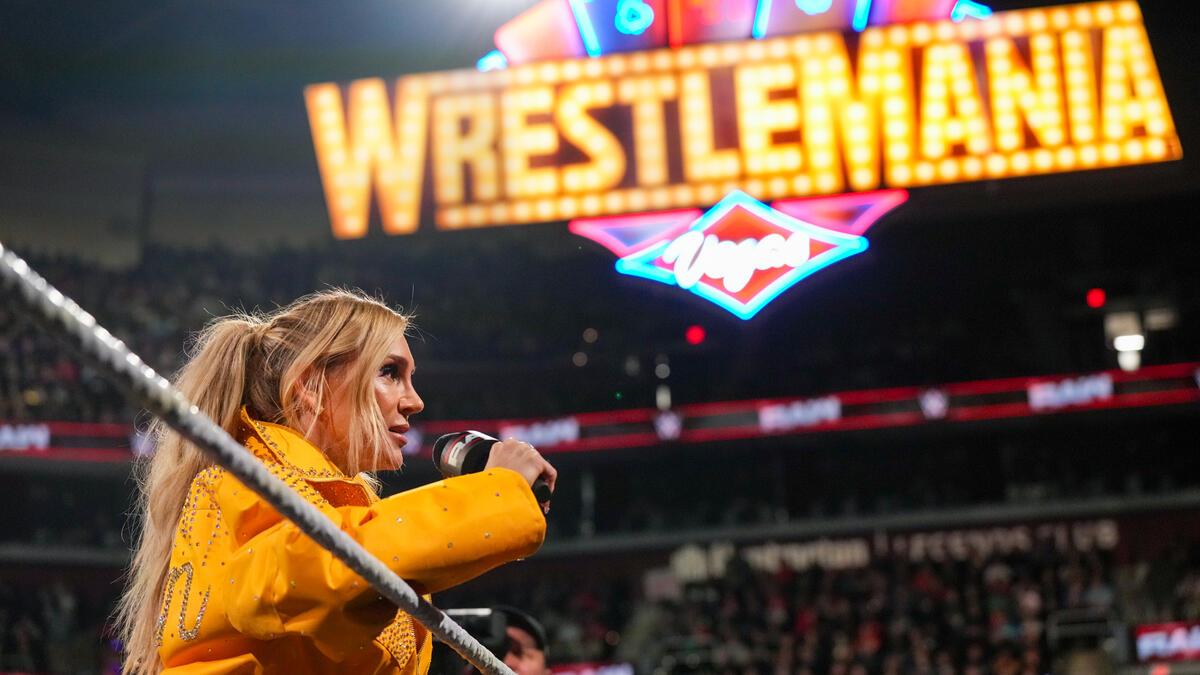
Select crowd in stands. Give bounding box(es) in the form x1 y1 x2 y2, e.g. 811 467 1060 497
466 539 1200 674
565 419 1199 540
5 227 1195 425
2 241 640 423
0 577 121 674
0 473 128 552
7 525 1199 674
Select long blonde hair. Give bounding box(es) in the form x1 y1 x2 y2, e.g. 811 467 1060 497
114 288 411 674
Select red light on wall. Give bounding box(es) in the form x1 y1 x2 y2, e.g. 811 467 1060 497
1086 288 1107 309
685 325 706 345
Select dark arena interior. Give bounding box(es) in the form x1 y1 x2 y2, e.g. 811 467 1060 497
1 0 1198 673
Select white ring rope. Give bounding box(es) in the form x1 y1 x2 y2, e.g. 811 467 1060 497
0 241 516 675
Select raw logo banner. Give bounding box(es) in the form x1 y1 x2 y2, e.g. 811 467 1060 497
1136 621 1200 663
0 421 131 463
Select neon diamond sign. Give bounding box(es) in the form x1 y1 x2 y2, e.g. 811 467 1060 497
570 190 907 319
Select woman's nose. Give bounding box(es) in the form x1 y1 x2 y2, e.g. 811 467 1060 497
402 388 424 416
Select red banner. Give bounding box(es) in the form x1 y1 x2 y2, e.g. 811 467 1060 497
411 361 1200 455
3 362 1196 463
0 420 131 462
1136 622 1200 663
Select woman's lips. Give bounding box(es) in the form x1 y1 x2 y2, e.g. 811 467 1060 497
388 430 408 447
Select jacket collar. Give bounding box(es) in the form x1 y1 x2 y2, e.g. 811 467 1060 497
236 407 355 483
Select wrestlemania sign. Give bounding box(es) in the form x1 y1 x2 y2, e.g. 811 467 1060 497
305 0 1181 318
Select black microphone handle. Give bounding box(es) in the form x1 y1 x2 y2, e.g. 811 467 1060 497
460 444 491 474
531 479 552 503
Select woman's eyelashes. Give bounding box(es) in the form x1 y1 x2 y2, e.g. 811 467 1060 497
379 363 400 381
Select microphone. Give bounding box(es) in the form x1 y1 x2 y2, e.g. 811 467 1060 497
433 431 553 503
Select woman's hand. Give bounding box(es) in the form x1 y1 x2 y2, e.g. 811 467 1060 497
484 439 558 510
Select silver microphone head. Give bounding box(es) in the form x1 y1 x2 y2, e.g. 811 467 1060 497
432 430 498 476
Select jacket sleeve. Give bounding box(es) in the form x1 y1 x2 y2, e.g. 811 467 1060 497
216 467 545 659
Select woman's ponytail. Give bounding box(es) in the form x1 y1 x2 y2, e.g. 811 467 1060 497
116 316 260 675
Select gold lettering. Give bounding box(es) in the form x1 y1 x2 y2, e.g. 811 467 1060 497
1100 23 1175 153
736 62 803 177
432 93 500 205
680 70 741 181
557 81 626 193
304 77 427 239
801 32 911 192
919 42 992 161
986 34 1066 151
617 75 678 186
502 86 560 198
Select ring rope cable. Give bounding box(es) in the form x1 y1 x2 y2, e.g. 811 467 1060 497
0 241 516 675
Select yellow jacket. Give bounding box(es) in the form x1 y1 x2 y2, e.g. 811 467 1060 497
155 409 546 674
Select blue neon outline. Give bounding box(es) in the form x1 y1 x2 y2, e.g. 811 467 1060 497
795 0 834 15
950 0 993 21
567 0 604 57
614 0 655 35
614 191 870 320
475 49 508 72
752 0 773 39
754 0 837 41
852 0 873 31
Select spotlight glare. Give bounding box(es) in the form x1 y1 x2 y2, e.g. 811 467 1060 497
1113 334 1144 352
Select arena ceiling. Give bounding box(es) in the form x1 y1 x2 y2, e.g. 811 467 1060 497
1 1 539 157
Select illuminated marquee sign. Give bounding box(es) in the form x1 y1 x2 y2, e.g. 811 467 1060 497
307 0 1180 238
306 0 1180 316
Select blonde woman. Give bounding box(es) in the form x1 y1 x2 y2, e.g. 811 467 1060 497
115 289 555 674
